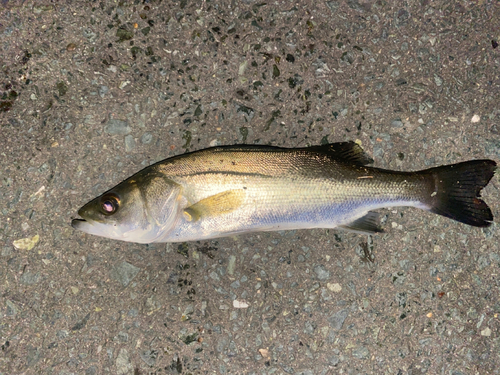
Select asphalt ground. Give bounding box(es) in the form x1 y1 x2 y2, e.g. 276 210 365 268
1 1 499 374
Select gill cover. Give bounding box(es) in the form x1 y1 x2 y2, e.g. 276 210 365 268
72 169 182 243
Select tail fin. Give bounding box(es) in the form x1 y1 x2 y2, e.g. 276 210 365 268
422 160 496 227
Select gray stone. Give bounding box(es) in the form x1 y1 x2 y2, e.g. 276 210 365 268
230 280 240 289
111 261 140 287
27 346 41 366
20 271 40 285
434 74 443 86
327 329 336 344
391 119 404 128
140 132 153 144
295 370 314 375
304 320 316 334
395 292 407 307
328 309 349 330
116 331 129 342
326 1 340 11
227 255 236 275
6 299 19 316
328 355 339 366
352 346 370 359
124 135 135 152
346 0 365 12
216 336 229 353
116 348 132 375
99 85 109 97
314 265 330 281
57 330 69 338
140 349 158 366
104 119 131 135
477 255 490 270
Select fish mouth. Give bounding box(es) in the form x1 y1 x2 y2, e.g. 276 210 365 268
71 218 87 229
72 206 94 231
71 217 99 235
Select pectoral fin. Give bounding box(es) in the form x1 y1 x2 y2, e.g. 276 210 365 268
339 212 383 234
184 189 246 222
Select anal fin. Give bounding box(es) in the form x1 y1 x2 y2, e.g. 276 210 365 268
338 212 384 234
184 189 245 222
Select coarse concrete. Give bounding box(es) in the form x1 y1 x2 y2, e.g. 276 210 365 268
1 1 499 374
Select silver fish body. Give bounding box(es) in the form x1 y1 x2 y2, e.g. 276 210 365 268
72 142 496 243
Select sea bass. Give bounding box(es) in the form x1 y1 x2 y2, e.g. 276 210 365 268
72 142 496 243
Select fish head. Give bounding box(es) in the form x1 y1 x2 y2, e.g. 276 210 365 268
72 169 182 243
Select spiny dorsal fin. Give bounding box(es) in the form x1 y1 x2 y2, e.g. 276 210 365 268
184 189 246 222
338 211 383 234
188 142 373 166
305 142 373 166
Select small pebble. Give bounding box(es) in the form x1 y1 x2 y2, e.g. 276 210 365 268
233 299 249 308
434 74 443 86
140 350 158 367
391 119 404 128
140 132 153 144
328 309 349 330
13 235 39 250
227 255 236 275
99 86 109 98
119 80 130 89
6 300 19 316
480 327 491 337
314 265 330 281
104 119 131 135
327 283 342 292
116 349 133 375
352 346 370 359
124 135 135 152
238 60 248 76
111 261 140 287
471 114 480 123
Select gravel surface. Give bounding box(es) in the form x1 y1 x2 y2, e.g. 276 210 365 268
1 1 499 374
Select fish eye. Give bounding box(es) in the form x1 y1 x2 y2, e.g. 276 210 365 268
100 193 120 215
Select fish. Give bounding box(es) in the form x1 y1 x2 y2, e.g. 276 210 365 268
71 142 496 243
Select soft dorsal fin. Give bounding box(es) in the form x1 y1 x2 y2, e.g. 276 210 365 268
305 142 373 166
183 189 246 222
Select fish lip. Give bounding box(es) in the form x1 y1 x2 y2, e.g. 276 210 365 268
71 217 102 237
71 218 87 229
